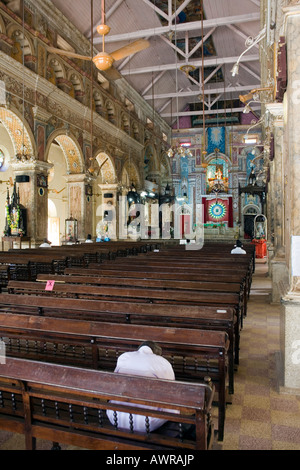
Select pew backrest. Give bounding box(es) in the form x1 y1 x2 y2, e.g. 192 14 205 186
0 357 215 450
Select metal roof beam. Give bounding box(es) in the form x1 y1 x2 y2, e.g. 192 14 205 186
161 106 261 118
121 54 259 76
143 83 260 101
93 13 260 44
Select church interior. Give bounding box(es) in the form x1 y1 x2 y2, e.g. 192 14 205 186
0 0 299 452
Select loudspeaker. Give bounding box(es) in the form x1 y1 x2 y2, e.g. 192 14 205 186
15 175 30 183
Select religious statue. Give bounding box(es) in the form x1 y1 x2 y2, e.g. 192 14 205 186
3 182 26 236
215 168 223 180
249 168 256 186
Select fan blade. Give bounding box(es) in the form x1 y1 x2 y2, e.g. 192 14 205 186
110 39 150 62
102 67 123 81
47 47 91 61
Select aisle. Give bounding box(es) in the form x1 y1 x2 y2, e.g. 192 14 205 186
0 260 299 451
220 260 300 450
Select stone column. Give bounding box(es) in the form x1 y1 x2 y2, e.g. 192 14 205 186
279 5 300 393
266 104 289 301
11 160 53 246
64 174 94 241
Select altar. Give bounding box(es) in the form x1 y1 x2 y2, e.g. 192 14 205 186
202 195 233 227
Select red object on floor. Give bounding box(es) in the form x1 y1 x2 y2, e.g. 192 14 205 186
251 239 267 258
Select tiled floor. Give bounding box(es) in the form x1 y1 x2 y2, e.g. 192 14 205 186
0 259 299 450
218 259 300 450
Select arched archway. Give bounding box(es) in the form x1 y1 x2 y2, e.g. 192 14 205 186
45 130 85 174
45 130 85 243
95 152 116 184
121 158 141 190
243 203 260 239
160 151 172 188
144 143 159 182
94 151 117 240
0 107 35 161
0 107 36 241
8 23 35 70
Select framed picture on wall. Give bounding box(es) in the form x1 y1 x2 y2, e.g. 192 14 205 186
85 184 93 196
37 174 48 188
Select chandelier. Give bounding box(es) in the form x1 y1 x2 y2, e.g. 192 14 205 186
167 0 194 160
167 140 193 158
200 0 207 169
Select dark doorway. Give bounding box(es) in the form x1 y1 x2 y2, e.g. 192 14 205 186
244 215 255 239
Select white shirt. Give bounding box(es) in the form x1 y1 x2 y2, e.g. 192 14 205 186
231 247 246 254
39 243 51 248
106 346 175 432
85 239 93 243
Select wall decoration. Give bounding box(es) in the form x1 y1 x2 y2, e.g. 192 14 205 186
202 196 233 227
37 173 48 188
206 155 229 194
208 201 227 221
85 184 93 196
207 127 225 154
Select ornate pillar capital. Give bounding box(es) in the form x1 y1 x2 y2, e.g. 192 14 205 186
265 102 284 127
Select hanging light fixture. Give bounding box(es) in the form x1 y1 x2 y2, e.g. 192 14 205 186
88 0 95 174
167 140 192 158
200 0 208 169
15 2 31 162
230 26 266 77
127 182 140 205
180 64 196 76
167 0 192 160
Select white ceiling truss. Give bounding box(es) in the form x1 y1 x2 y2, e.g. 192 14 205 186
50 0 263 128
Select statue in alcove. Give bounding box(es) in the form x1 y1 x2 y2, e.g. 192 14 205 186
249 168 256 186
3 181 27 236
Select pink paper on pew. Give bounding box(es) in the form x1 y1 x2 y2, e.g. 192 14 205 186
45 280 55 291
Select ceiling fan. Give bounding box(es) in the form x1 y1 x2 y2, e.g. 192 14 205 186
46 0 150 74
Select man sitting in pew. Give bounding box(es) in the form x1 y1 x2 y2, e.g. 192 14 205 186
106 341 176 432
39 238 51 248
84 234 93 243
231 240 246 255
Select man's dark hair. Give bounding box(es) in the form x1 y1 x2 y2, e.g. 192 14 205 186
138 341 162 356
236 239 243 247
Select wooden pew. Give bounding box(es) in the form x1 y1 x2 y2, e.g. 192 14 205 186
9 239 160 260
89 253 252 308
6 279 242 364
36 273 245 297
0 357 215 450
0 240 159 286
129 246 254 285
62 265 249 323
64 265 246 286
94 259 252 306
7 279 242 311
0 313 228 440
0 293 237 394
